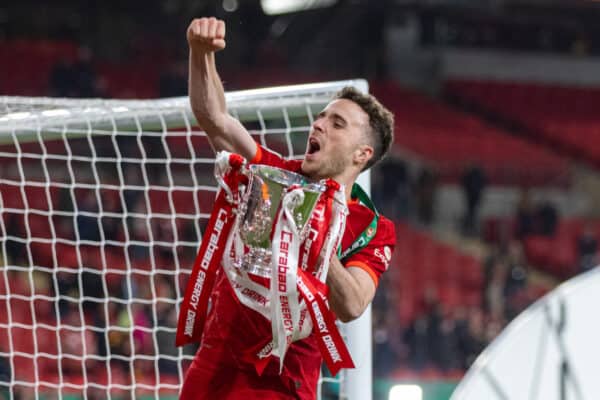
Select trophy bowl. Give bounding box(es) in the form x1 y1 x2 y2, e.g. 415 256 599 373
237 164 324 277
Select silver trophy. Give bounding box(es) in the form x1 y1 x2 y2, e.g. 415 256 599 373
235 164 325 278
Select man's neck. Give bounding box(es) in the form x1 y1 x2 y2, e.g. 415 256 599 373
333 171 359 202
344 182 354 201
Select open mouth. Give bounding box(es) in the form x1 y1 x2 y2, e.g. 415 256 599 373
307 137 321 155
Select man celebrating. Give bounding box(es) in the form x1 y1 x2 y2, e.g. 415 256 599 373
180 17 396 400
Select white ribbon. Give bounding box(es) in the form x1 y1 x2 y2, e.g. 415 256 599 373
214 151 235 202
270 188 304 371
223 230 272 319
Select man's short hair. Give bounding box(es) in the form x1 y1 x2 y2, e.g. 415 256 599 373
334 86 395 171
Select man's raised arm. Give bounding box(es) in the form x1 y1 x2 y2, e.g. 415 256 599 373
187 17 257 160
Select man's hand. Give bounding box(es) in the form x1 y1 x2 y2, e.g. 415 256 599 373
187 17 226 54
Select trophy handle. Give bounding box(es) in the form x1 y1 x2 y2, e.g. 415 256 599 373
281 186 306 236
214 151 246 203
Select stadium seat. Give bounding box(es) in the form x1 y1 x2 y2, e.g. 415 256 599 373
521 218 599 278
97 62 159 98
394 222 483 324
445 79 600 168
370 81 569 186
0 39 78 95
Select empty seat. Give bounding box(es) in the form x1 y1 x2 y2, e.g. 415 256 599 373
445 79 600 169
394 222 484 324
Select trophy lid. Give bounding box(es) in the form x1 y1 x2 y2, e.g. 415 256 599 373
247 164 351 204
249 164 322 191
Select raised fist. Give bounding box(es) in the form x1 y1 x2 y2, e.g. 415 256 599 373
187 17 226 53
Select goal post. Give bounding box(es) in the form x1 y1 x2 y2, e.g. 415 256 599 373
0 79 372 400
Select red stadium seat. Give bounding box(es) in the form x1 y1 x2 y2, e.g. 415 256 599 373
393 223 483 323
521 218 599 279
0 39 78 95
445 79 600 169
372 81 569 186
1 183 25 209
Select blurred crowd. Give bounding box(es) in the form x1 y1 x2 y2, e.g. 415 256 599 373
370 158 598 379
2 138 201 385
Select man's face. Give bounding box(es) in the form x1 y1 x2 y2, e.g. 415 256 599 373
302 99 370 181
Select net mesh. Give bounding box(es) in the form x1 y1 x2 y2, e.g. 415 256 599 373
0 80 367 399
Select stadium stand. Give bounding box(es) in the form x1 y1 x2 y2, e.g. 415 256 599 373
483 217 600 279
0 40 79 95
444 80 600 168
393 222 483 326
371 81 570 187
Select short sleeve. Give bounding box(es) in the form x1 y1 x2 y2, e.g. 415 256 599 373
343 216 396 287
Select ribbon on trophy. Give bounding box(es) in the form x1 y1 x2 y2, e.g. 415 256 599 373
175 152 247 346
176 151 355 376
270 186 304 372
296 268 354 375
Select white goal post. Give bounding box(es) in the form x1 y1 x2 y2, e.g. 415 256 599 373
0 80 372 400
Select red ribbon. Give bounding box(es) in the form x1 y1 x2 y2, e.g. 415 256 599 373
243 268 355 377
296 268 354 376
175 155 245 347
299 179 338 274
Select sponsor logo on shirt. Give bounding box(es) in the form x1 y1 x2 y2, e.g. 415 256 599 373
367 227 375 238
374 246 391 269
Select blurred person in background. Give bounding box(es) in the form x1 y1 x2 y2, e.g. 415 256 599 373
461 163 487 237
515 189 536 239
414 165 438 226
374 157 412 222
577 222 598 273
49 46 102 98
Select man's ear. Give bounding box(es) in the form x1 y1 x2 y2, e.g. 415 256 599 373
354 144 374 166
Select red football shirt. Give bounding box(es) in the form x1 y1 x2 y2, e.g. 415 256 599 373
181 145 396 399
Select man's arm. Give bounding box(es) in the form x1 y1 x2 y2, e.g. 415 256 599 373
187 17 257 160
326 256 376 323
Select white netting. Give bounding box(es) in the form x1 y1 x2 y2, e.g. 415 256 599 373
0 80 369 400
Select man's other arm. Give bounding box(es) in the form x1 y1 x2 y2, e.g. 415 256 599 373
187 17 256 160
326 256 376 323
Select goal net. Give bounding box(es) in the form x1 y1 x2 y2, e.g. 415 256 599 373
0 80 372 400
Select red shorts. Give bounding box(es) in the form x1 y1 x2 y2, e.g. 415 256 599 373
178 275 320 400
179 351 303 400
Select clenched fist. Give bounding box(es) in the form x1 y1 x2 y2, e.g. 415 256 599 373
187 17 226 53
